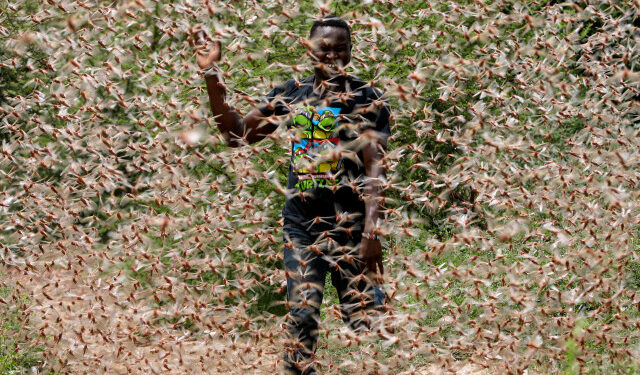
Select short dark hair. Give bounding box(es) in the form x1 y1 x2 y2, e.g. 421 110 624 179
309 15 351 44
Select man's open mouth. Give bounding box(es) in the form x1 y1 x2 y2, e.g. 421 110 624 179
318 62 346 77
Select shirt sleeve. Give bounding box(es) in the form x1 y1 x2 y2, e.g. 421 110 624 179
361 88 391 143
257 81 292 117
374 98 391 137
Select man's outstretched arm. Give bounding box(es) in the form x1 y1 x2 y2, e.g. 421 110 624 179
202 71 278 147
190 26 278 147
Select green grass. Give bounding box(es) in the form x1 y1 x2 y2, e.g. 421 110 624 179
0 283 45 374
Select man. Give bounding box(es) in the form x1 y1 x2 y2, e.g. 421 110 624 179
190 15 390 374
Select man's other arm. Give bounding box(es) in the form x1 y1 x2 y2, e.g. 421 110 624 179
203 71 278 147
190 27 278 147
360 129 386 275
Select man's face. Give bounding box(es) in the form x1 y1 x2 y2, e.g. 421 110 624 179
309 26 351 81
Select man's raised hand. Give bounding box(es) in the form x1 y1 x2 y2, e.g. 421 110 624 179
188 25 221 70
190 24 273 147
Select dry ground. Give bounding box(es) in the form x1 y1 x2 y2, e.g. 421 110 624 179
5 265 497 375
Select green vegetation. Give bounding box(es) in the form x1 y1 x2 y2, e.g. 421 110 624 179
0 283 43 374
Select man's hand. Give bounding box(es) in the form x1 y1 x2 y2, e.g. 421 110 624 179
360 237 383 278
189 25 274 148
188 25 221 70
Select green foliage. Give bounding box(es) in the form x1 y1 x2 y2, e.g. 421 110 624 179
0 284 44 374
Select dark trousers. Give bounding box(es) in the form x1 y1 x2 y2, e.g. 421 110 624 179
282 217 385 375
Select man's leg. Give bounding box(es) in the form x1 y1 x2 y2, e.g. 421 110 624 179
328 243 382 332
283 222 329 375
326 223 386 334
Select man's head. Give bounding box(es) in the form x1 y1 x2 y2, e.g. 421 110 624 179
308 15 352 82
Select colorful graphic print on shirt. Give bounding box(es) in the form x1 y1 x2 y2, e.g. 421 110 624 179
291 106 342 191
